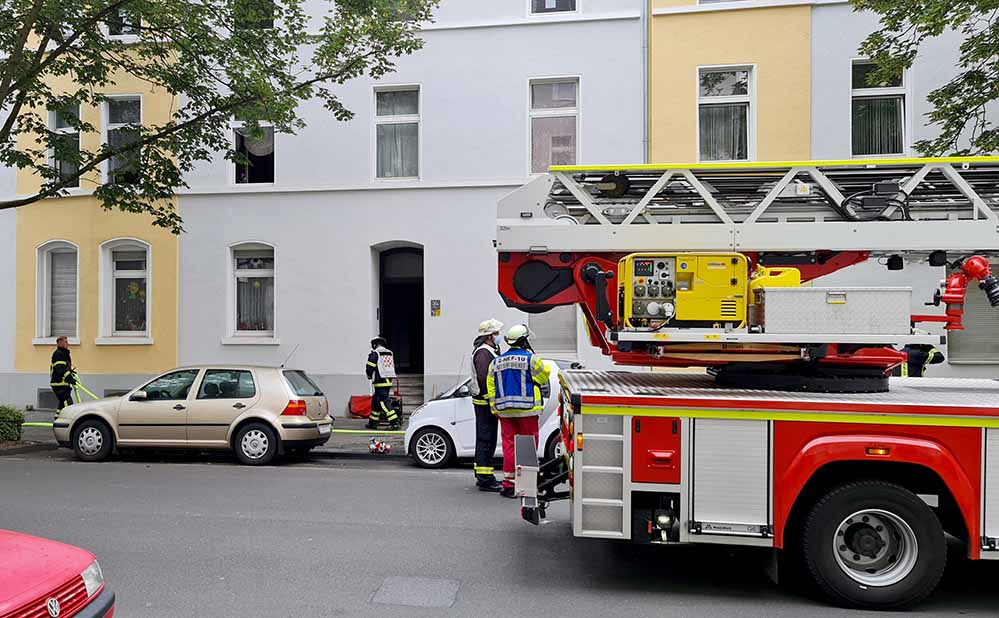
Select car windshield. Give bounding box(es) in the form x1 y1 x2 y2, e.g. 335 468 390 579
284 370 324 396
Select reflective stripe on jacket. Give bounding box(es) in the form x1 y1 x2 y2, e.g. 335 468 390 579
50 348 72 387
366 349 394 388
485 347 550 417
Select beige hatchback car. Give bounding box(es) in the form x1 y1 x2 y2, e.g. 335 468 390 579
53 365 332 465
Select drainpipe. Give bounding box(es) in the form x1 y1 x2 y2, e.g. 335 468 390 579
641 0 650 163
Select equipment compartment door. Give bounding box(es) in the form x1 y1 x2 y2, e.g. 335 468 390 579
632 417 680 484
691 418 770 537
984 429 999 547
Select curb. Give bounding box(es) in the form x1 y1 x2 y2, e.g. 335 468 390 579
0 442 58 455
310 450 408 461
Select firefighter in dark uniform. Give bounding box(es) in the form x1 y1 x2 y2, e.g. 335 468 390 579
50 336 76 411
470 319 503 492
366 337 400 430
893 344 945 377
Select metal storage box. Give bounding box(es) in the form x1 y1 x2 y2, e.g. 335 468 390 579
760 287 911 335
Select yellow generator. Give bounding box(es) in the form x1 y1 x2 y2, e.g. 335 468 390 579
619 253 750 329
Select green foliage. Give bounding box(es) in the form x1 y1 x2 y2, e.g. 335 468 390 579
0 0 439 232
0 405 25 442
853 0 999 155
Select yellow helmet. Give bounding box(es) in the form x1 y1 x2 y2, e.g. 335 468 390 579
504 323 533 345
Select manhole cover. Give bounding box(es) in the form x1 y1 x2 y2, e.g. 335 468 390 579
371 576 460 608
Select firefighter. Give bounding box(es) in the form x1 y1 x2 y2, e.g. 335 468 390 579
470 319 504 492
486 324 551 498
366 336 400 430
49 336 76 412
894 344 945 377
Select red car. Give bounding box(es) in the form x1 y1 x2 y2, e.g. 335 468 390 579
0 530 115 618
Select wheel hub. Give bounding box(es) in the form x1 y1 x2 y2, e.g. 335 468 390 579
833 509 918 587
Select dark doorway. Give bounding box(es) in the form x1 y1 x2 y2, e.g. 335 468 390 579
379 247 424 373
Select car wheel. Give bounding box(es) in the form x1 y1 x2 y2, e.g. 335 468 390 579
798 480 946 610
234 422 279 466
544 430 564 463
72 419 114 462
410 427 454 469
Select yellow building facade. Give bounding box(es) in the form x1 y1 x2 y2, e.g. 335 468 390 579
649 0 812 164
13 70 179 379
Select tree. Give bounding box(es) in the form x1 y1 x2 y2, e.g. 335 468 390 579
854 0 999 156
0 0 437 232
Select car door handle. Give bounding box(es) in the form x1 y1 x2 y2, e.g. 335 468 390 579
233 403 246 410
173 404 186 411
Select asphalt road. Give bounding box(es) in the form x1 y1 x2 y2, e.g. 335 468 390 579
2 448 999 617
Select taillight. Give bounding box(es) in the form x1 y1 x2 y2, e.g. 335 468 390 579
282 400 307 416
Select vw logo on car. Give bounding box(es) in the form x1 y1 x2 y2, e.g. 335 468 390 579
46 597 60 617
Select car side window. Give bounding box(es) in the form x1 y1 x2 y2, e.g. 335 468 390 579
197 370 256 400
141 370 200 401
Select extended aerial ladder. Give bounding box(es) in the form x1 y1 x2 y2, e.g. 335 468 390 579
496 156 999 391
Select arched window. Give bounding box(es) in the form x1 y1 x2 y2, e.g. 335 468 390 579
99 238 151 341
231 242 275 337
35 240 79 341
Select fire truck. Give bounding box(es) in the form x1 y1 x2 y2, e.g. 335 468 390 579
498 157 999 609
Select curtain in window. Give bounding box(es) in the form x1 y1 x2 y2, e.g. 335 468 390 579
531 116 576 173
376 123 418 178
699 104 748 161
237 277 274 331
114 277 147 332
50 252 76 337
852 96 903 156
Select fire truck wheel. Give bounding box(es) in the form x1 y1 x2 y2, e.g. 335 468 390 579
799 480 946 610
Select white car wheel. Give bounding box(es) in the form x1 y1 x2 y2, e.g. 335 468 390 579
411 427 454 469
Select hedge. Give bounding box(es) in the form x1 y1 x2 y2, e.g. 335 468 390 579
0 405 24 442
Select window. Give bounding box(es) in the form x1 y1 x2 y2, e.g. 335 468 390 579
234 0 275 30
36 241 78 340
106 7 140 36
140 370 200 401
233 245 274 334
852 61 905 156
234 123 274 184
106 97 141 184
198 369 256 399
531 0 576 13
50 105 80 187
99 239 150 341
530 79 578 173
375 88 419 179
698 67 751 162
284 370 324 397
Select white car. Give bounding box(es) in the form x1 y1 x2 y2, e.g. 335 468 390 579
405 361 565 468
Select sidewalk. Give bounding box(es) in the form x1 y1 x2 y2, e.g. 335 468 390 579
8 410 406 457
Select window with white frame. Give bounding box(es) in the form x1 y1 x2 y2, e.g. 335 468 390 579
851 60 905 156
50 104 80 188
698 67 751 161
106 97 141 184
375 88 419 179
530 79 578 174
531 0 576 13
104 241 149 336
233 244 274 335
234 122 274 184
36 241 78 340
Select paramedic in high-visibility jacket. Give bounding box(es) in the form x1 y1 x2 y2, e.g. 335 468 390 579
486 324 551 498
366 337 400 430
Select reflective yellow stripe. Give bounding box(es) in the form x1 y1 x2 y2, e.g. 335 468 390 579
472 398 488 406
367 362 377 367
901 362 909 377
474 466 494 474
51 361 67 367
374 382 392 388
580 405 999 428
550 155 999 173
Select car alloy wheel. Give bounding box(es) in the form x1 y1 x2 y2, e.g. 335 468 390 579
416 431 448 465
240 429 270 460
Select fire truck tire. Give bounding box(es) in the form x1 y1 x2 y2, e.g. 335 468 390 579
798 480 946 610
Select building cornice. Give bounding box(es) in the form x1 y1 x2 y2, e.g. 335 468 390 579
653 0 848 16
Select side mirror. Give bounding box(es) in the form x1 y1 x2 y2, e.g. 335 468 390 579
130 390 148 401
455 385 471 398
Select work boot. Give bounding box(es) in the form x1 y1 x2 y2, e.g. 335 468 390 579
500 487 516 499
364 422 378 430
477 479 502 493
389 422 402 431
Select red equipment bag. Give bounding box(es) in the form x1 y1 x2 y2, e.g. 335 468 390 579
349 395 372 418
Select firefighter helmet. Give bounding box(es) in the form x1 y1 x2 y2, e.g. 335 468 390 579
504 323 533 345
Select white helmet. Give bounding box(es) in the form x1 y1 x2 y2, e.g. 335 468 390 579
478 318 504 336
504 323 533 345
